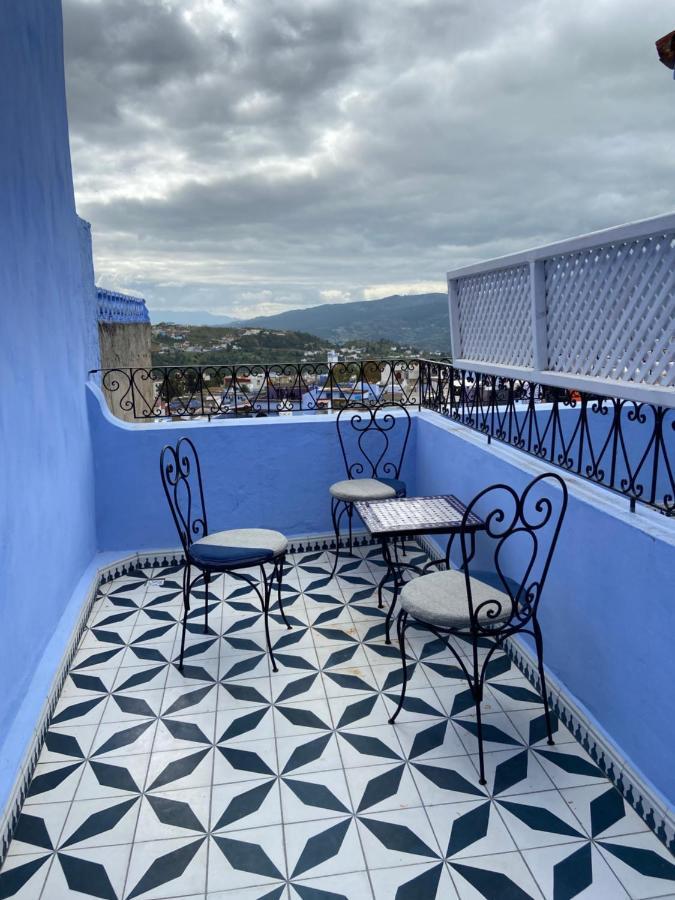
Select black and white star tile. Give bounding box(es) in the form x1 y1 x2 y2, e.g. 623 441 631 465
1 547 674 899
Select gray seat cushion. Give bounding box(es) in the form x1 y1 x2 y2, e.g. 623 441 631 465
189 528 287 568
329 478 397 501
399 568 513 629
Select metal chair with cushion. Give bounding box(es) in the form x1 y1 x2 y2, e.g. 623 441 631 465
329 404 411 573
160 437 291 672
388 472 568 785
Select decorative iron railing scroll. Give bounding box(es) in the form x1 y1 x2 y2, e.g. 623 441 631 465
89 359 422 421
418 360 674 517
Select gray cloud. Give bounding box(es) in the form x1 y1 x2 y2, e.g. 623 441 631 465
62 0 675 318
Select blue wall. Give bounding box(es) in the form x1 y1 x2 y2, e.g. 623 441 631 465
415 412 675 806
0 1 98 812
88 388 417 552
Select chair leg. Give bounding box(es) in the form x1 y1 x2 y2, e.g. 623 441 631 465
276 556 291 630
329 497 342 578
384 539 404 644
533 618 555 745
388 611 409 724
260 566 278 673
179 562 191 671
347 502 353 552
471 640 487 785
203 571 210 634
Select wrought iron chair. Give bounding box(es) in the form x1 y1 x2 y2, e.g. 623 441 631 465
329 404 411 574
160 437 291 672
388 472 568 785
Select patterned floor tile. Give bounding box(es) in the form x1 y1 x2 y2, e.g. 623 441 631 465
449 850 545 899
126 834 208 899
212 777 282 832
60 795 141 850
1 549 671 900
560 784 650 841
208 823 286 892
43 842 132 900
75 752 151 801
467 747 557 797
5 803 71 857
274 732 344 778
280 768 352 824
135 786 210 844
356 806 441 870
522 842 630 900
284 815 365 880
0 851 53 899
344 761 423 816
370 861 459 900
393 717 468 762
495 790 588 850
427 797 518 860
409 754 490 808
596 832 675 900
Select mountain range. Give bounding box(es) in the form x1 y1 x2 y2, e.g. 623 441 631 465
150 292 450 354
242 292 450 354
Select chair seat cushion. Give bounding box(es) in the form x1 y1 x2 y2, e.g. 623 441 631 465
329 478 401 501
189 528 288 568
399 568 515 629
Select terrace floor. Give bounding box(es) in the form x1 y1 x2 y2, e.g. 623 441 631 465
1 544 674 900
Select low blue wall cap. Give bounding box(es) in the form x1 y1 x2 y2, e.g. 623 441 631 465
96 287 150 324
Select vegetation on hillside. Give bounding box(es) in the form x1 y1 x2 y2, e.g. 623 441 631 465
151 323 424 366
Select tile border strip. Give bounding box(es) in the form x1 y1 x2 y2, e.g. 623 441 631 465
0 570 103 866
414 533 675 855
506 637 675 855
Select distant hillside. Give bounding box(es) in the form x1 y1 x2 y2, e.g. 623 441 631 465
150 309 235 326
240 293 450 354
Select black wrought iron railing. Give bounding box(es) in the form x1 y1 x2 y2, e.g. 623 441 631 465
89 359 423 420
419 360 674 517
89 359 674 515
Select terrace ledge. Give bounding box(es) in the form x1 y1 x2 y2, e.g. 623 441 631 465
415 408 675 547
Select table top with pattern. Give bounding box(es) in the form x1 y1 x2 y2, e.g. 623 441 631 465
354 494 484 537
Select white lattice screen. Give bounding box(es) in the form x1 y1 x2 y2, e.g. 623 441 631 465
545 232 675 387
447 214 675 403
456 265 532 367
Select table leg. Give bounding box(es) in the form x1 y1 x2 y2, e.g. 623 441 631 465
382 537 407 644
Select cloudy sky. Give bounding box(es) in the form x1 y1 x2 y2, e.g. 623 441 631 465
62 0 674 319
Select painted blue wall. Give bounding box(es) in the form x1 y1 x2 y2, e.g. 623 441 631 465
415 412 675 806
88 388 417 553
0 1 98 811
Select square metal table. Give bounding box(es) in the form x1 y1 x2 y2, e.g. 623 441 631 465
354 494 485 642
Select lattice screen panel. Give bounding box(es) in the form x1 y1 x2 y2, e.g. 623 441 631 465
457 264 533 367
545 232 675 387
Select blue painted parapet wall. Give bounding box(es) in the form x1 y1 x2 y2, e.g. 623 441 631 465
87 383 417 550
96 287 150 324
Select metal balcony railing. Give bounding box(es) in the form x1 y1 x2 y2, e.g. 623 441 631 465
89 359 674 516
